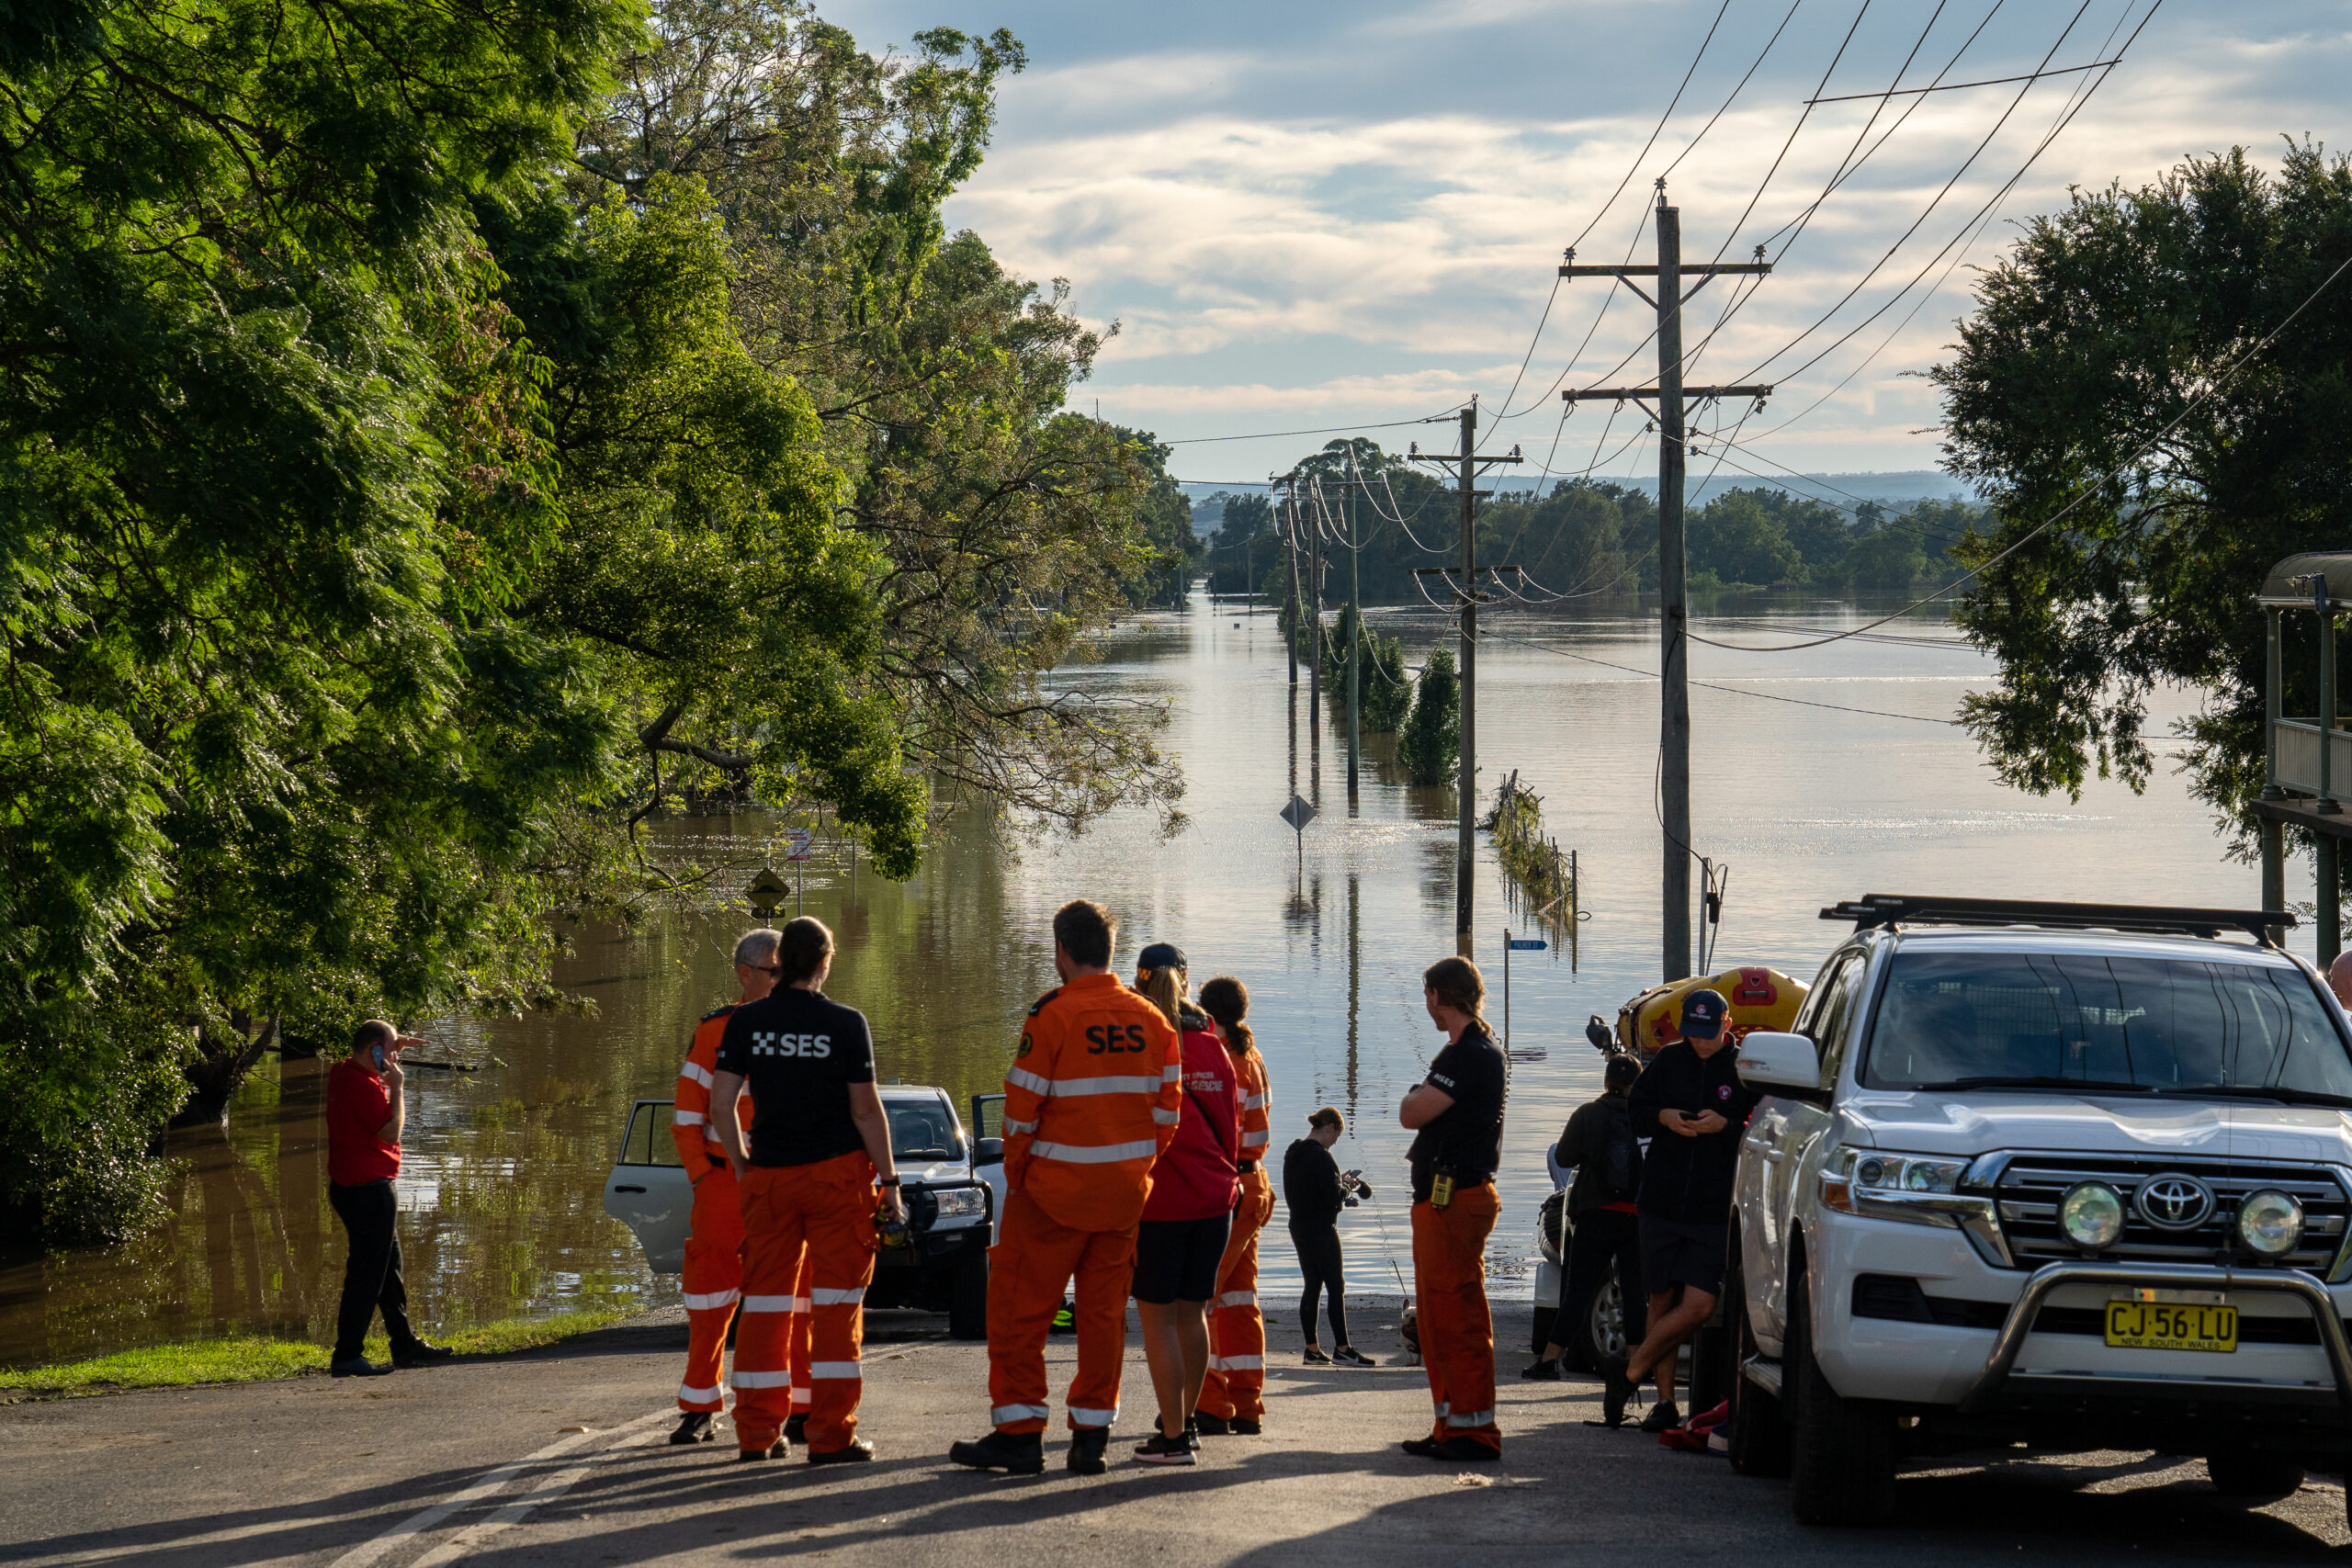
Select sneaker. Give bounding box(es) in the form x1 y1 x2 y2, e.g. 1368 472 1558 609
1333 1347 1377 1369
737 1440 788 1461
1185 1416 1202 1451
1068 1427 1109 1475
1639 1400 1681 1434
949 1431 1044 1474
1230 1416 1261 1436
1599 1352 1635 1428
1133 1430 1195 1465
1192 1411 1231 1437
391 1340 454 1369
786 1414 808 1443
1049 1303 1076 1336
329 1357 391 1378
808 1439 875 1465
1521 1357 1562 1382
670 1412 716 1446
1302 1345 1332 1365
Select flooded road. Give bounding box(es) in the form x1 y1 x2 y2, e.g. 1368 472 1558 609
0 590 2298 1370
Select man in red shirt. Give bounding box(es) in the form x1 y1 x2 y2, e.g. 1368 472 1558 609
326 1020 451 1377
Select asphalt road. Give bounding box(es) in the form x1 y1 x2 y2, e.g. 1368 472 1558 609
4 1300 2348 1566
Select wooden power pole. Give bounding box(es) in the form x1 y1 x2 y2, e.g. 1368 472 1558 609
1563 182 1771 982
1412 403 1523 958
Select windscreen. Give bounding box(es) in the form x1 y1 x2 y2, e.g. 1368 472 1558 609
1860 949 2352 1098
886 1100 962 1161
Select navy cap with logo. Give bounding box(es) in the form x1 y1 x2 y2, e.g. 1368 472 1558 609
1679 987 1730 1039
1136 942 1187 972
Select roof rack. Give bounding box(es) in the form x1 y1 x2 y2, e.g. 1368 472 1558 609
1820 894 2296 946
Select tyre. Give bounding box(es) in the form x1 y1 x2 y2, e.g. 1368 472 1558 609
1786 1263 1895 1526
1566 1265 1628 1373
1727 1277 1790 1477
2206 1450 2304 1502
948 1248 989 1340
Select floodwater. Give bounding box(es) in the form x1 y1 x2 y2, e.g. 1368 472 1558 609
0 589 2303 1370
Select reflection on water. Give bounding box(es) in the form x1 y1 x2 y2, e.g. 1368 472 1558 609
0 590 2304 1369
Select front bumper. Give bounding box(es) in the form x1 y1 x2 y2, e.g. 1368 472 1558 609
1808 1208 2352 1414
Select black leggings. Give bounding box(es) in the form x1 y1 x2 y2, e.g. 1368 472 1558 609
1290 1221 1349 1347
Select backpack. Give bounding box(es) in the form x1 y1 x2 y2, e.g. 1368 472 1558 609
1600 1102 1642 1201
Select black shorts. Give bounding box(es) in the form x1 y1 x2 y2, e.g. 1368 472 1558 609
1132 1213 1232 1304
1638 1215 1728 1297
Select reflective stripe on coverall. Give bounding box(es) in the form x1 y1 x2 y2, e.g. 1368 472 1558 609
1199 1048 1272 1420
732 1150 878 1453
1412 1180 1501 1452
673 1008 754 1413
987 972 1181 1435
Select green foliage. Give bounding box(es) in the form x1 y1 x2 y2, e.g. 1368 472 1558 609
1929 143 2352 843
1687 491 1801 588
1319 604 1411 733
1400 647 1461 786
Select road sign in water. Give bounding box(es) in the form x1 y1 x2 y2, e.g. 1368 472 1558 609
1507 938 1547 951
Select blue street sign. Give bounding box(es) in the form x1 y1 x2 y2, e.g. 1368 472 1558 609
1507 938 1547 951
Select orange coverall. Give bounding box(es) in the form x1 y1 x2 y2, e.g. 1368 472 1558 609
733 1150 878 1453
987 972 1181 1435
1198 1045 1272 1423
671 1009 810 1419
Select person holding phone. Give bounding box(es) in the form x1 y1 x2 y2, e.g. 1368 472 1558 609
324 1020 451 1377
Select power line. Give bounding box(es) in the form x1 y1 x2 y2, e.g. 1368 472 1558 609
1478 624 1964 725
1807 55 2118 102
1162 406 1468 446
1687 231 2352 652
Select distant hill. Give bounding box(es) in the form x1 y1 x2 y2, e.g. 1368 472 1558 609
1179 469 1973 531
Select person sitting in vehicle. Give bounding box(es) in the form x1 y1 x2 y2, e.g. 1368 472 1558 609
1523 1053 1645 1380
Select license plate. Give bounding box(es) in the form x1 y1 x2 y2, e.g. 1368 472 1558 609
2104 1300 2237 1353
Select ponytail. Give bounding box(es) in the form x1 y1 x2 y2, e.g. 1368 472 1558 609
1197 976 1253 1054
1137 965 1187 1030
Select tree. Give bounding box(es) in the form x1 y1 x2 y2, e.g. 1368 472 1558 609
1931 143 2352 843
1689 491 1801 587
1400 648 1461 786
0 0 638 1236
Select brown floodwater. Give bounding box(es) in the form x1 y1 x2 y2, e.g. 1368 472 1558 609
0 592 2298 1370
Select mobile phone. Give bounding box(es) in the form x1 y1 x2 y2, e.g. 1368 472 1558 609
372 1043 388 1070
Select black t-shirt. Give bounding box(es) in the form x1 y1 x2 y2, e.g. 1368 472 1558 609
714 987 877 1168
1407 1021 1507 1200
1626 1040 1759 1223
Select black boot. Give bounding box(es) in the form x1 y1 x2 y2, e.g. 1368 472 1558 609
1068 1427 1110 1475
391 1339 454 1369
949 1430 1045 1475
669 1412 715 1446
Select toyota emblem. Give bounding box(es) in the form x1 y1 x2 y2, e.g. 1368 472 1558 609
2133 1174 2216 1232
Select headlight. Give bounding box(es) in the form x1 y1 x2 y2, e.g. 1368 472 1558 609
930 1185 988 1220
1821 1145 1969 1218
2236 1189 2303 1258
2059 1181 2126 1251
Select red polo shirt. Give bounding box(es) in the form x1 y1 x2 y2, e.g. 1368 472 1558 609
327 1056 401 1186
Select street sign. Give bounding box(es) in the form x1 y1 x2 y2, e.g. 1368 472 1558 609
745 866 790 919
785 829 814 863
1279 795 1317 832
1508 938 1547 951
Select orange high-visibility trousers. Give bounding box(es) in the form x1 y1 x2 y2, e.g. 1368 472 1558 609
1199 1168 1274 1421
1411 1182 1501 1453
986 1189 1136 1435
733 1152 878 1453
679 1164 745 1412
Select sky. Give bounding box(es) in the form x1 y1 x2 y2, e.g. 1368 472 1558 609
820 1 2352 489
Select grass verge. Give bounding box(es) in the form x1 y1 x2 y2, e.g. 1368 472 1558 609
0 1304 638 1400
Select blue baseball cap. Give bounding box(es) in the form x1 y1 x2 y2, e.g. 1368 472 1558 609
1679 988 1730 1039
1136 942 1187 972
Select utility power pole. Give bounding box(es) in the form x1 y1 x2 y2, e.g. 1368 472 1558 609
1411 403 1524 957
1346 474 1361 807
1280 479 1302 689
1308 485 1323 732
1562 181 1770 982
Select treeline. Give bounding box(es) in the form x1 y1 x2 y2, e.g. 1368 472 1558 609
0 2 1191 1240
1201 441 1984 602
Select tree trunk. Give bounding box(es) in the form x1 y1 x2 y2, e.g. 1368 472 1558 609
172 1011 279 1128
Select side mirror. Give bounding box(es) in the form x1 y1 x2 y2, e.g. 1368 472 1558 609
975 1136 1004 1166
1736 1032 1821 1093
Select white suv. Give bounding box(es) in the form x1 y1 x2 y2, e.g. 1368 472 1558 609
1726 895 2352 1527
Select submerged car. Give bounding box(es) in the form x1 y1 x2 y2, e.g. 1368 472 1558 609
604 1085 1005 1338
1728 895 2352 1527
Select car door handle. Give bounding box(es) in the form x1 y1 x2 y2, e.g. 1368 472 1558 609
613 1185 647 1193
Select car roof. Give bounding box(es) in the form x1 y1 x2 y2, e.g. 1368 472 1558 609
878 1084 950 1102
1869 927 2302 969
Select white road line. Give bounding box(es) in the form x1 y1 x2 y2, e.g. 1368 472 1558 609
325 1412 667 1568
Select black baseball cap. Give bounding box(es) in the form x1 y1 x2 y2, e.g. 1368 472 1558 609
1136 942 1187 972
1679 988 1730 1039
